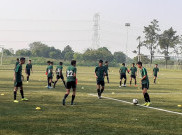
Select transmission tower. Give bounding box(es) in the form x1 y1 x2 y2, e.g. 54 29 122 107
92 13 100 49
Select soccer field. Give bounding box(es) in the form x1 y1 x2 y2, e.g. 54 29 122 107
0 65 182 135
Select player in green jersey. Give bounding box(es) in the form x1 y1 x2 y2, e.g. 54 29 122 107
137 61 151 106
129 63 137 86
25 60 33 83
63 60 77 105
53 62 66 88
47 62 54 89
104 61 109 83
95 60 106 99
119 63 129 87
15 58 19 69
13 57 28 103
45 61 51 88
153 64 159 84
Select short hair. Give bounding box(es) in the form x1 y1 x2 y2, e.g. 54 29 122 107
20 57 25 61
47 61 51 64
137 61 142 66
99 60 103 63
155 64 158 66
71 60 76 65
29 60 31 62
17 58 19 61
60 62 63 65
132 63 135 65
105 61 108 64
50 62 53 65
122 63 125 66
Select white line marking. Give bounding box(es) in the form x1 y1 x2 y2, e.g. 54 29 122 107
89 94 182 116
90 93 182 95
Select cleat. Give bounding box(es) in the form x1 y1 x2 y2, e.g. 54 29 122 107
27 81 29 83
62 99 65 106
71 102 74 105
119 86 121 88
124 84 126 87
122 84 124 87
146 102 151 107
22 98 29 101
45 86 48 88
14 100 19 103
142 102 148 106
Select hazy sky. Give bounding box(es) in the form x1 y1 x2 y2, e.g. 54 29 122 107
0 0 182 58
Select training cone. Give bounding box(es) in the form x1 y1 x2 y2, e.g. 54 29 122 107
81 87 84 90
177 105 182 107
36 107 41 110
1 93 4 96
112 92 115 95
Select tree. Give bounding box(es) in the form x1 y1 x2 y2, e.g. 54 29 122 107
16 49 32 56
113 52 126 63
62 45 74 61
3 49 14 56
158 27 180 67
143 19 160 64
73 53 83 61
133 54 150 64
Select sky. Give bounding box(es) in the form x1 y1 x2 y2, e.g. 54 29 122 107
0 0 182 58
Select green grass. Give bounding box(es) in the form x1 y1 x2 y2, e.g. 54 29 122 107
0 65 182 135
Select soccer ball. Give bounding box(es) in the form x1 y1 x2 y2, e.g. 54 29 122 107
133 99 138 105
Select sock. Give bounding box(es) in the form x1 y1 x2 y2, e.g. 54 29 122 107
64 94 68 100
124 80 126 85
97 89 101 96
145 93 151 102
54 81 57 87
63 81 66 86
101 89 104 94
27 76 29 81
135 80 137 85
71 95 75 104
49 83 51 87
130 81 132 85
14 91 17 100
20 90 24 99
52 81 54 84
107 76 109 83
120 81 122 86
47 78 49 86
154 79 156 83
144 93 148 102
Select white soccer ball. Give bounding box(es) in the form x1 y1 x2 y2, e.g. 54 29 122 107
133 99 138 105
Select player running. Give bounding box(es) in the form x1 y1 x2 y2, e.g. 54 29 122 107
95 60 106 99
13 57 28 103
25 60 33 83
119 63 129 87
129 63 137 86
104 61 109 83
62 60 77 106
53 62 66 88
137 61 151 106
153 64 159 84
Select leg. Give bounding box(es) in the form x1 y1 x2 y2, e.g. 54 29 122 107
142 88 150 103
71 88 76 105
130 77 132 86
97 84 101 98
54 78 59 88
124 77 127 86
134 78 137 85
100 85 105 97
107 75 109 83
27 75 30 81
63 89 70 105
20 86 24 99
120 79 122 86
14 87 18 100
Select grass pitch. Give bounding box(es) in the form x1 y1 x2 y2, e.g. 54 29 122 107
0 65 182 135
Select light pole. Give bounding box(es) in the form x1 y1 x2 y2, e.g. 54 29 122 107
125 23 130 64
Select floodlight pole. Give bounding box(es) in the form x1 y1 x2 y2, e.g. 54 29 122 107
125 23 130 64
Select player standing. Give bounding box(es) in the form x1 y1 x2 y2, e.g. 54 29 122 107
13 57 28 103
15 58 19 69
104 61 109 83
62 60 77 105
95 60 106 99
137 61 151 106
119 63 129 87
47 62 54 89
129 63 137 86
25 60 33 83
54 62 66 88
46 61 51 88
153 64 159 84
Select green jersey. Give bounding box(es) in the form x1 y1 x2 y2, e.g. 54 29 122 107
47 65 53 77
130 67 137 76
95 66 105 81
66 66 77 82
120 66 128 75
15 64 22 82
140 67 149 84
56 65 63 75
26 64 32 71
104 65 109 74
153 67 159 76
15 62 19 67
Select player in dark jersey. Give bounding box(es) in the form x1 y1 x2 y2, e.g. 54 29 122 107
119 63 129 87
53 62 66 88
45 61 51 88
47 62 54 89
153 64 159 84
62 60 77 105
95 60 106 99
137 61 151 106
104 61 109 83
129 63 137 86
15 58 19 69
13 57 28 103
25 60 33 83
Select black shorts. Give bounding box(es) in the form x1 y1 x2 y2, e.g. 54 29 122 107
48 77 53 80
142 83 149 90
154 75 157 77
105 73 108 77
97 80 105 87
66 81 76 89
26 70 30 76
120 74 126 79
14 81 23 87
131 75 136 79
56 75 64 80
